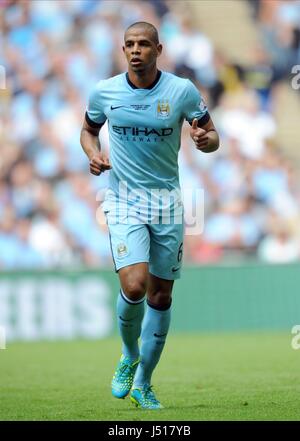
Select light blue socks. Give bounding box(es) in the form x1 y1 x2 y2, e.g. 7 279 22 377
133 300 171 387
117 289 145 361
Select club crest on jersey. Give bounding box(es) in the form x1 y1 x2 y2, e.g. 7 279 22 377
156 100 170 119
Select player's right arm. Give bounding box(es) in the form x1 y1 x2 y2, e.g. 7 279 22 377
80 118 111 176
80 82 112 176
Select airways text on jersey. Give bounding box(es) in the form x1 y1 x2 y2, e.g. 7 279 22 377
112 125 173 143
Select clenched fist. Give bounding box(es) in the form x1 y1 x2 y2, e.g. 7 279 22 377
89 152 112 176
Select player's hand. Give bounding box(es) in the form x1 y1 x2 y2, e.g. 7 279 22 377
89 152 112 176
190 118 209 151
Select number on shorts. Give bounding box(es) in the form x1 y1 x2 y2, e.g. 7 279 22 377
177 242 183 262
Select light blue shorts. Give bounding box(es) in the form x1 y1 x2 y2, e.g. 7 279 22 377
103 193 184 280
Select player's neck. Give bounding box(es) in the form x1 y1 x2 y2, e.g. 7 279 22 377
127 67 159 89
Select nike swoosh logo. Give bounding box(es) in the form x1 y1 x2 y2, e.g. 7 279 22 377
172 267 181 273
111 105 126 110
119 316 134 322
154 333 167 338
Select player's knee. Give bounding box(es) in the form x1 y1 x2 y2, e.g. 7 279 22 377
123 279 147 302
148 291 172 309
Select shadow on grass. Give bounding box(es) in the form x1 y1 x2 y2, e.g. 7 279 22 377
117 403 208 413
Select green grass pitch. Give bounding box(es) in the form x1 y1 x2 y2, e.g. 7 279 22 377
0 332 299 421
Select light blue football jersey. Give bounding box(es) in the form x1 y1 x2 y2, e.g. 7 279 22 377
86 71 208 212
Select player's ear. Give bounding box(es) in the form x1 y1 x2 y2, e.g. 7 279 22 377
157 43 162 57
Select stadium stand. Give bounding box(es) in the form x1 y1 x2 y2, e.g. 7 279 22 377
1 0 300 268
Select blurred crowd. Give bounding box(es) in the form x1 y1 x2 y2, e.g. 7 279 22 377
248 0 300 80
1 0 300 270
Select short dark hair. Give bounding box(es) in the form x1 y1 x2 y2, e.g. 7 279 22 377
125 21 159 45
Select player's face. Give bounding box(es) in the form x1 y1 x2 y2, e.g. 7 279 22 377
123 28 162 73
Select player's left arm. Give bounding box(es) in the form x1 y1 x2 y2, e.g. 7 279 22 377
184 79 219 153
190 117 219 153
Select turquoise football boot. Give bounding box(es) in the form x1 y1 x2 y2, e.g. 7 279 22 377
130 384 163 409
111 355 139 399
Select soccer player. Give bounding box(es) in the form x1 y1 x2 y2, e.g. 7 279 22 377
80 22 219 409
